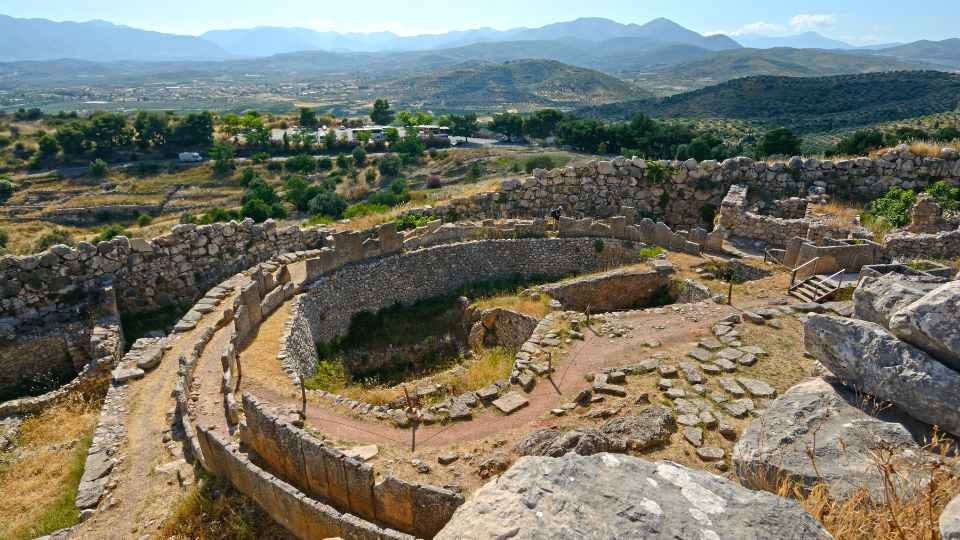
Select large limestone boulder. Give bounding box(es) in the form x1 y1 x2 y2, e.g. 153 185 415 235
734 378 926 500
888 280 960 371
435 453 834 540
853 273 943 329
943 494 960 540
804 314 960 435
599 406 675 451
513 428 612 457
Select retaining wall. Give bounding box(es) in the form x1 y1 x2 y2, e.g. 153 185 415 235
531 265 675 312
241 394 463 539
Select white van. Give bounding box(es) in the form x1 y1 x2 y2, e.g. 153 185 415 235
178 152 202 162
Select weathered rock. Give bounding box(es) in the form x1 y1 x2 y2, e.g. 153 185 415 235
600 406 674 452
734 378 928 500
736 377 776 398
888 281 960 371
853 273 943 329
942 494 960 540
804 314 960 435
696 447 725 461
493 391 529 415
513 428 612 457
683 426 703 447
435 453 833 540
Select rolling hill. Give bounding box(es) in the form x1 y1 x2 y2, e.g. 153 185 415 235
871 39 960 68
579 71 960 134
383 59 650 109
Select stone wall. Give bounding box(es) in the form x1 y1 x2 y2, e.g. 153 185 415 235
885 229 960 261
296 237 643 349
241 393 463 539
404 147 960 231
530 265 675 312
196 426 415 540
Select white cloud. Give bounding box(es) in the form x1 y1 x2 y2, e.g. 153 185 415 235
729 21 788 36
789 14 837 30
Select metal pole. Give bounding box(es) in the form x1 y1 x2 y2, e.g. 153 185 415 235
234 352 242 394
727 281 733 305
299 366 307 421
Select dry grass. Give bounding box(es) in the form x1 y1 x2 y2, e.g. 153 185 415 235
160 473 294 540
812 201 864 227
754 432 958 540
471 293 552 319
0 393 101 540
440 347 515 395
908 140 960 158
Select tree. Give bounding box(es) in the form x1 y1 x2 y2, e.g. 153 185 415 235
836 130 886 156
758 128 801 157
285 154 317 174
370 99 394 125
169 112 214 148
384 127 400 146
523 109 564 139
37 134 60 160
283 176 326 212
55 122 87 156
34 229 75 251
352 146 367 167
394 130 425 157
448 114 479 142
133 111 170 148
490 113 524 142
378 154 401 178
556 118 607 153
242 198 273 223
395 111 414 127
85 112 132 156
299 107 319 129
336 153 351 170
210 142 236 176
243 178 280 206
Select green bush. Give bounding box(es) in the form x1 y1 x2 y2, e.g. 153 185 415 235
343 202 391 219
266 160 283 172
377 154 401 178
307 190 348 219
862 187 917 228
395 212 432 231
758 128 801 157
336 153 351 170
352 146 367 167
317 157 333 171
466 162 483 181
89 158 109 178
35 229 75 251
92 224 127 243
524 155 556 173
251 152 271 164
238 167 258 186
137 214 153 227
0 228 8 249
638 246 665 260
285 153 316 174
925 180 960 211
0 178 12 204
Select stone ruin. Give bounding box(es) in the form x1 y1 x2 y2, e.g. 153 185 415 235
3 146 960 539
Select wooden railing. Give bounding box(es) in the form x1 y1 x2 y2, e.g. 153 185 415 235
789 256 822 288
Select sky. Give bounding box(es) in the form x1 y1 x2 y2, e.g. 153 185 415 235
1 0 955 45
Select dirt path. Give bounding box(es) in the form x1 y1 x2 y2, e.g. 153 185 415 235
69 287 241 540
233 291 767 450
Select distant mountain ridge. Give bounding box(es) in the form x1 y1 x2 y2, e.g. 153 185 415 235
0 15 229 62
736 32 854 50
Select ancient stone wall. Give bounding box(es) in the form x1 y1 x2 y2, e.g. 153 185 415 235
885 229 960 261
404 147 960 231
240 394 463 539
297 237 642 348
196 426 415 540
530 265 675 312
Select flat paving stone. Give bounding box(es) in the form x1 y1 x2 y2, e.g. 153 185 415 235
634 359 660 373
493 392 529 414
740 346 768 356
697 447 725 461
594 383 627 397
684 426 704 447
665 388 686 399
702 364 722 375
657 378 674 390
698 337 724 351
679 362 705 385
699 411 718 428
715 358 738 373
658 365 678 378
687 348 713 363
736 377 777 398
738 354 758 367
677 414 701 427
718 377 746 397
718 348 744 361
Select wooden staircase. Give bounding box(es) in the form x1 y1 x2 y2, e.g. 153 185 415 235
789 274 841 303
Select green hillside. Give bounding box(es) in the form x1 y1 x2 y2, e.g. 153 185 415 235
580 71 960 134
384 59 650 110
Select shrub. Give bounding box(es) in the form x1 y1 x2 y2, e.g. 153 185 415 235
638 246 665 261
317 157 333 171
88 159 109 178
343 202 391 219
862 187 916 229
395 212 432 231
352 146 367 167
92 224 127 243
238 167 258 186
241 198 272 223
524 155 555 173
285 153 316 174
35 229 75 251
307 190 348 219
758 128 801 157
836 129 886 156
137 214 153 227
266 160 283 172
209 142 236 177
377 154 401 178
0 179 12 204
0 228 7 249
134 162 160 177
466 162 483 181
251 152 270 164
335 153 351 170
925 180 959 211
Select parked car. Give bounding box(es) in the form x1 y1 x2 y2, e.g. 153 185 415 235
178 152 202 162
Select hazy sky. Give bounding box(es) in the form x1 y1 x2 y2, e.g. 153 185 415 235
2 0 955 44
